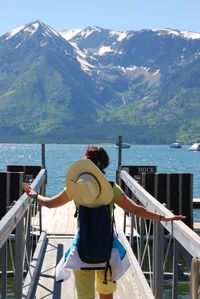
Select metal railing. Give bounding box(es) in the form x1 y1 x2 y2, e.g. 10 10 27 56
120 170 200 299
0 169 46 299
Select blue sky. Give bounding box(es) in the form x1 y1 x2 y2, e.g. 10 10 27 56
0 0 200 36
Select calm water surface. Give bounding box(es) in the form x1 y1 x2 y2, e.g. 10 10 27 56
0 143 199 220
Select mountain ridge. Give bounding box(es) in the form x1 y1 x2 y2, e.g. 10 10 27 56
0 21 200 144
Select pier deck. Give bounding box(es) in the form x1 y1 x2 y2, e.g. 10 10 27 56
32 235 140 299
31 202 141 298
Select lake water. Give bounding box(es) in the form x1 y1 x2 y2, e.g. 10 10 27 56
0 143 200 221
0 143 199 298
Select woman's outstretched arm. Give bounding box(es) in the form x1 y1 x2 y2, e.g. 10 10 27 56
116 193 186 222
22 182 70 208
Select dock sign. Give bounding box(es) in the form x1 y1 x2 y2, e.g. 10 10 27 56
122 165 157 184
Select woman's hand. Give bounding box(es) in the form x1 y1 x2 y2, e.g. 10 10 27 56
22 182 36 197
161 214 186 222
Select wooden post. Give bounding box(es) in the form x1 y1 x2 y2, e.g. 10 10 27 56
153 221 164 299
172 239 178 299
14 173 24 299
1 242 7 299
41 144 46 168
41 144 46 233
0 173 7 219
190 257 200 299
117 136 122 186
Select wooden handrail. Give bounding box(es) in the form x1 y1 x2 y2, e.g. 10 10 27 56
0 169 46 249
121 170 200 258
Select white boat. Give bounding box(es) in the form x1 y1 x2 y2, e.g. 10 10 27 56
189 143 200 151
115 142 131 149
169 142 181 148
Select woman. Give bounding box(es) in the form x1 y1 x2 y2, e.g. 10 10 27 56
22 145 185 299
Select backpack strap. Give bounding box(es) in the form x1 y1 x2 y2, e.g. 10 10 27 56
103 261 112 284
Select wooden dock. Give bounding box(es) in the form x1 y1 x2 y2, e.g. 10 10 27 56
30 202 142 298
1 145 200 299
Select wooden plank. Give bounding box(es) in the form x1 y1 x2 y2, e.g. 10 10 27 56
117 228 154 299
32 235 142 299
23 230 47 299
40 201 78 235
121 170 200 258
32 236 77 299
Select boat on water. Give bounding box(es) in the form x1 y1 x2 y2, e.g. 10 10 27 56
189 143 200 151
115 142 131 149
169 142 181 148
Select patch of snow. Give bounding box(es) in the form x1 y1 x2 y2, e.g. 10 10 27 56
70 41 87 59
110 30 121 37
77 56 94 71
81 25 101 38
126 66 137 71
117 32 127 41
153 69 160 76
42 23 60 37
16 43 21 48
114 50 123 55
110 30 128 42
40 41 47 47
24 22 39 35
152 28 179 36
122 95 126 105
98 46 113 56
152 28 200 39
60 28 82 41
180 30 200 40
6 25 25 40
141 66 150 72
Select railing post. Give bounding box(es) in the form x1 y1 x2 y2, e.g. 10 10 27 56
14 173 24 299
190 257 200 299
15 217 25 299
41 144 47 233
117 136 122 186
1 241 7 299
153 221 164 299
139 218 144 265
172 239 179 299
26 208 32 265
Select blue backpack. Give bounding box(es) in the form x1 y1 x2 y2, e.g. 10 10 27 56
76 181 115 284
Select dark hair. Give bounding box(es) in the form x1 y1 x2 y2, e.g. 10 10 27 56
84 146 110 173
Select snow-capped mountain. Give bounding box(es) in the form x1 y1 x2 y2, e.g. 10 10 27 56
0 21 200 144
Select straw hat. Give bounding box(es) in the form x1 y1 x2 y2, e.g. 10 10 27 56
66 159 114 207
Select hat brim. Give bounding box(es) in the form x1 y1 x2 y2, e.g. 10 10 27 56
66 159 114 207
